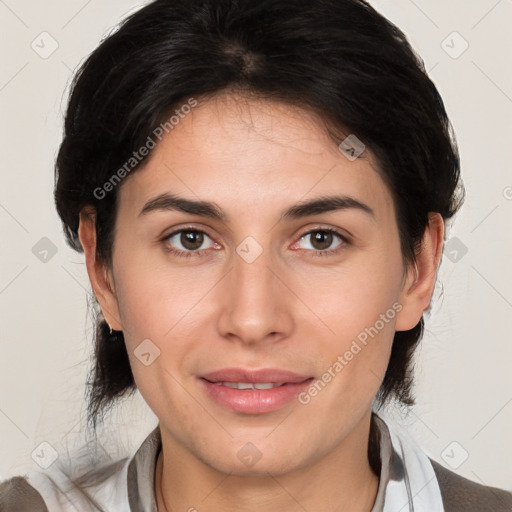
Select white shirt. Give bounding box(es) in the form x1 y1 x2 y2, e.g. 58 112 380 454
7 412 445 511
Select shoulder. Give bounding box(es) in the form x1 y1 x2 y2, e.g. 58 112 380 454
0 476 49 511
0 456 131 512
430 458 512 512
0 427 159 512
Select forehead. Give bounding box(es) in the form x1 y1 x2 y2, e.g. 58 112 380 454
117 92 394 222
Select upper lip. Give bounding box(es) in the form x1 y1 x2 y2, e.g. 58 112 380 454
200 368 313 384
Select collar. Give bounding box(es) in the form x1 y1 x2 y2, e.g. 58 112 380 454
127 425 161 512
373 413 445 511
126 413 444 512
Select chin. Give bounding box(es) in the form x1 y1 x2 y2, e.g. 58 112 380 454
201 448 309 477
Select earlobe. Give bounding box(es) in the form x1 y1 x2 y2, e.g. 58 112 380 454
78 207 123 331
395 213 444 331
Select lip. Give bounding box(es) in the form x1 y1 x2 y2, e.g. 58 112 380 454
198 368 314 414
200 368 312 384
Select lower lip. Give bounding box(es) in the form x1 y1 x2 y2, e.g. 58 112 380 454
199 378 313 414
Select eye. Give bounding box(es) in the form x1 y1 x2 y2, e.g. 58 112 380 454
161 228 217 257
161 226 349 259
294 228 348 256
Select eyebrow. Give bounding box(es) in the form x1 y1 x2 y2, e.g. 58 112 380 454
138 192 375 221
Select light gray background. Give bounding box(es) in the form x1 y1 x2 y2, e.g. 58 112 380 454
1 0 511 491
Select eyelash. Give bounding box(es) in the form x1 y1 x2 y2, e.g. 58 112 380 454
160 226 350 259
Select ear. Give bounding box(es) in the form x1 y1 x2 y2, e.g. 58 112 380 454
78 207 123 331
395 212 444 331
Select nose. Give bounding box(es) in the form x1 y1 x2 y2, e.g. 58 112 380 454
217 240 294 347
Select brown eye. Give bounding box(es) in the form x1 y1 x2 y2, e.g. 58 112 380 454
180 230 204 250
310 231 334 251
163 229 215 255
294 228 348 257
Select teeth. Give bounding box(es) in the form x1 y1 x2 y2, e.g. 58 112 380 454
254 383 279 390
218 382 283 390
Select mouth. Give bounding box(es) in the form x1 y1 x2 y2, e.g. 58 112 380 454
204 381 288 390
198 368 314 414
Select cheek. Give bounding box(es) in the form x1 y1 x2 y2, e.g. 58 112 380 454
296 247 403 401
110 250 220 400
296 247 403 339
111 242 212 338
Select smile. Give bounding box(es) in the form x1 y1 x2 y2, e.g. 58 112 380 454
210 381 285 390
198 368 314 414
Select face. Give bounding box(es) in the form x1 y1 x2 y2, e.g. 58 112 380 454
89 92 424 476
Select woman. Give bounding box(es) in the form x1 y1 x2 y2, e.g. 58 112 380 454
1 0 511 510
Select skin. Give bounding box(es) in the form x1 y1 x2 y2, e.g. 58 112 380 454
78 91 444 512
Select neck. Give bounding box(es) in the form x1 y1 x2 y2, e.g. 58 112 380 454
155 412 380 512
